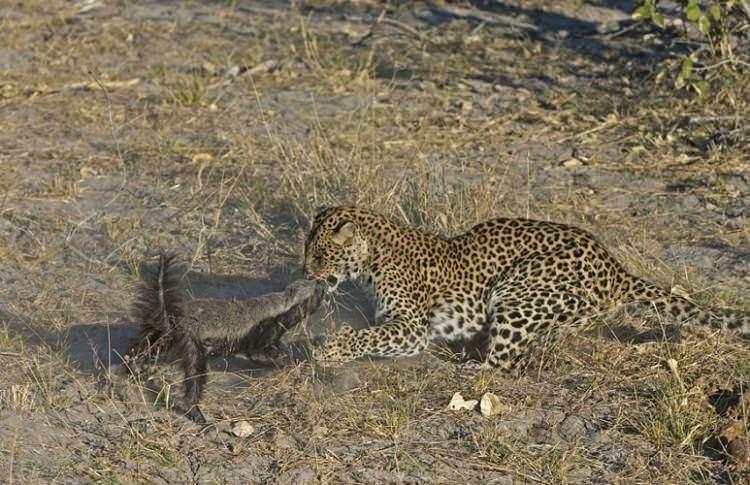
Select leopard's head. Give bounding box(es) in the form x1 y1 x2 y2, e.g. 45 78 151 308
303 207 369 289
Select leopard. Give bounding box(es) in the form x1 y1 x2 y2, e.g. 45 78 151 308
303 206 750 368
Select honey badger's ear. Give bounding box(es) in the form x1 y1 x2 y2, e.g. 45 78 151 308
331 221 356 246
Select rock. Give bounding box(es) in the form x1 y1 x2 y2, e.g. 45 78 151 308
274 429 300 450
479 392 505 417
726 206 746 218
562 158 583 168
727 437 750 464
230 420 255 438
278 465 316 484
331 369 362 394
558 415 588 441
448 392 478 411
224 65 241 78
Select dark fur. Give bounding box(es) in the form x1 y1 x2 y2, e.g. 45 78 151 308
127 253 324 424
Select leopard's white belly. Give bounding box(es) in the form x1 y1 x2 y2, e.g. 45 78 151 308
428 300 486 341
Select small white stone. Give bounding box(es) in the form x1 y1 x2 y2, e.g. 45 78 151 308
480 392 505 417
231 420 255 438
448 392 478 411
562 158 583 168
224 65 241 78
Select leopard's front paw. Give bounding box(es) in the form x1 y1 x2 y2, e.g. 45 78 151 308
458 360 494 372
312 326 359 366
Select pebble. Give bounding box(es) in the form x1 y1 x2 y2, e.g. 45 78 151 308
448 392 478 411
480 392 505 417
231 420 255 438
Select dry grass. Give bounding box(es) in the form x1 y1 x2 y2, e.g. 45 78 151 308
1 0 750 482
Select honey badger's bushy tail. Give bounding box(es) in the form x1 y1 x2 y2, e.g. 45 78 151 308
618 275 750 336
128 253 207 423
130 252 186 351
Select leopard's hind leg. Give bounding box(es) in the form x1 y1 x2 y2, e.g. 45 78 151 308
484 282 595 370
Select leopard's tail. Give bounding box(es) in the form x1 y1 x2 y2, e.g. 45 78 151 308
128 252 187 357
617 275 750 336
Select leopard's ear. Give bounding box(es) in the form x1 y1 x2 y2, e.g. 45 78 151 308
311 205 332 228
313 205 336 223
331 221 356 246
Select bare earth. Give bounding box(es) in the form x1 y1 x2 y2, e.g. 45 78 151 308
1 0 750 483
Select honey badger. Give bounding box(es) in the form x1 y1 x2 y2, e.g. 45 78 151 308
127 253 324 424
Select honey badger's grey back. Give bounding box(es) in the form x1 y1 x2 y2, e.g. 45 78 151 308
190 279 323 344
183 280 324 357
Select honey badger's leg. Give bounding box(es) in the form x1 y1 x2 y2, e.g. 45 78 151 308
124 327 165 374
175 332 208 424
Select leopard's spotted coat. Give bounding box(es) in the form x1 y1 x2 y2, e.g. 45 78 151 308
304 207 749 367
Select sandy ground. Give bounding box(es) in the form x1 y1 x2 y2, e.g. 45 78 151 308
1 0 749 482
